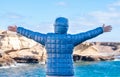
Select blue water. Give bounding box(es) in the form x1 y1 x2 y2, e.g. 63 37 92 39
0 61 120 77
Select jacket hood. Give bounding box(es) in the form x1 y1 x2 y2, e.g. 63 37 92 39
54 17 68 34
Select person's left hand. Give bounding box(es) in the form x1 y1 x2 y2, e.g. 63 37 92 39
102 24 112 32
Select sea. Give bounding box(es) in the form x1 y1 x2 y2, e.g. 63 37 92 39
0 60 120 77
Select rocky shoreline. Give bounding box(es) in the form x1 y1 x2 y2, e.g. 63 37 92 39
73 42 120 61
0 30 120 66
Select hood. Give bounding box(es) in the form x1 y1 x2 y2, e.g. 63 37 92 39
54 17 68 34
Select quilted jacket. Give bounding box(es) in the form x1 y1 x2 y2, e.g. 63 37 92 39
17 27 103 76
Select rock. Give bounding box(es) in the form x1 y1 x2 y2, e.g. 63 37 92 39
0 30 46 64
73 54 114 62
73 43 99 56
73 42 120 61
0 54 16 66
13 56 38 63
98 55 114 61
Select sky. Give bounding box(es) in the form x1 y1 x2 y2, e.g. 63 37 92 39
0 0 119 42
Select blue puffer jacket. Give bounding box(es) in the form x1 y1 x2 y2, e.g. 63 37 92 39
17 27 103 76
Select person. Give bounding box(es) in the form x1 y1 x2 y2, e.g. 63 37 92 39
8 17 112 77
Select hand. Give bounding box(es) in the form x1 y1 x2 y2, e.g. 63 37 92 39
102 24 112 32
8 25 17 32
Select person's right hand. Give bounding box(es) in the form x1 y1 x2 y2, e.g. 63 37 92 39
8 25 17 32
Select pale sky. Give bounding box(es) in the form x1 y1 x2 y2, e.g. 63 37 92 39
0 0 119 42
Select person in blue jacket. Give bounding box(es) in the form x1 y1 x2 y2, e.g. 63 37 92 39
8 17 112 77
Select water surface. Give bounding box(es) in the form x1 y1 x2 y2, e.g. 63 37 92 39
0 61 119 77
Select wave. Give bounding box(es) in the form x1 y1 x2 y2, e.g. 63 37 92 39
114 56 120 61
0 63 29 69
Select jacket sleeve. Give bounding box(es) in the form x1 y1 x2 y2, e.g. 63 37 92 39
72 27 103 46
17 27 47 46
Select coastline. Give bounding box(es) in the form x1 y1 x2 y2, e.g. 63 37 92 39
0 30 120 66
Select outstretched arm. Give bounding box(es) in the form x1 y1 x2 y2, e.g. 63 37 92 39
72 24 112 46
8 25 47 46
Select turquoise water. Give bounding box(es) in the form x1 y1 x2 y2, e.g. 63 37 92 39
0 61 120 77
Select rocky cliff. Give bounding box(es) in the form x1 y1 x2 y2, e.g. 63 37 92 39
0 30 120 66
0 30 46 66
73 42 120 61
